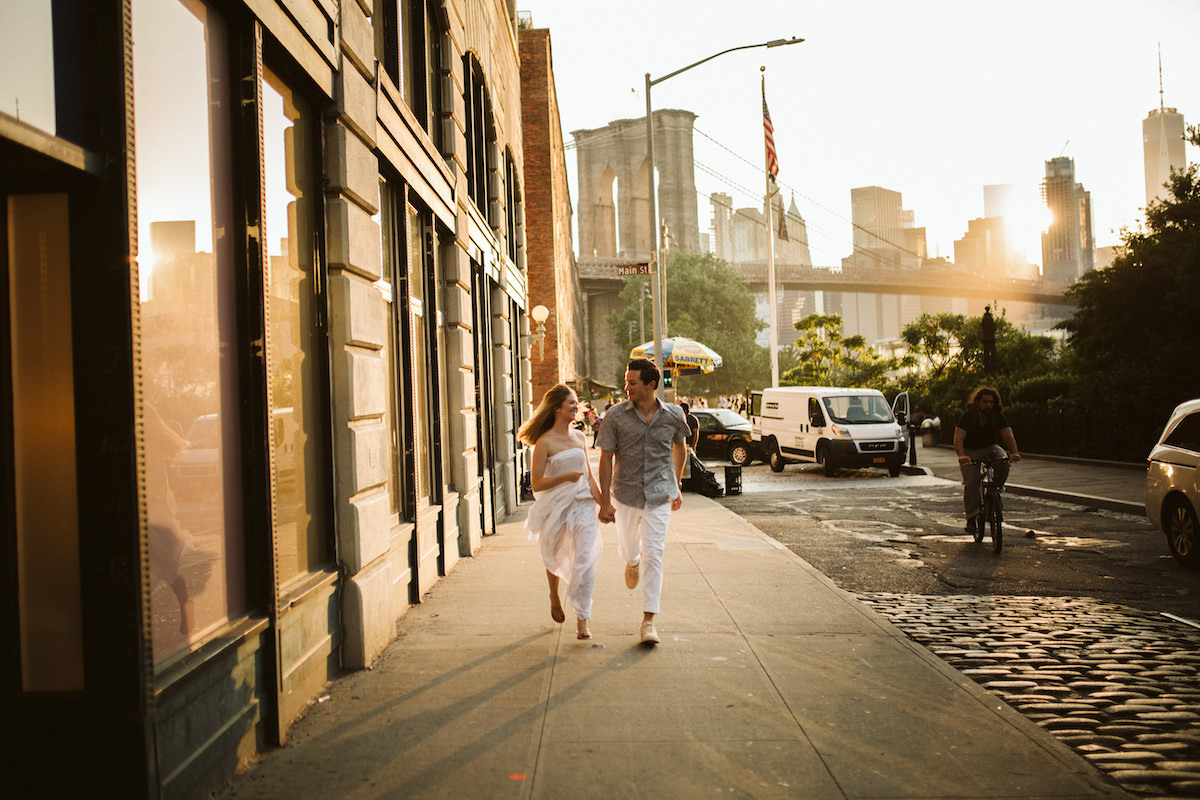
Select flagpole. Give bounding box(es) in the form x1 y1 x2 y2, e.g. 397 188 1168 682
763 69 780 388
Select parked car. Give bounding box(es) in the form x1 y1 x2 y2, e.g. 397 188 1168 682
690 408 761 466
1145 398 1200 567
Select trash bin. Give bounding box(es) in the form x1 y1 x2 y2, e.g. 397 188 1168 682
724 465 742 495
920 418 939 448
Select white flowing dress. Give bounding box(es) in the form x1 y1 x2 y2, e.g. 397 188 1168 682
525 448 602 620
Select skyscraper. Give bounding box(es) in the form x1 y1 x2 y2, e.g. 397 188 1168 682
1144 51 1187 209
1040 157 1094 283
1144 107 1186 207
850 185 904 254
843 185 910 272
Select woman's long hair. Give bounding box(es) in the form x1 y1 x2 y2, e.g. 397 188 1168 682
518 384 575 445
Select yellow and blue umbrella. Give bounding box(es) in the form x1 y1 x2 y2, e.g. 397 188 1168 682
629 336 723 376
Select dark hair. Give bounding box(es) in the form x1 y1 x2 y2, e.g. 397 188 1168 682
627 358 659 389
518 384 576 445
680 402 690 413
969 386 1003 413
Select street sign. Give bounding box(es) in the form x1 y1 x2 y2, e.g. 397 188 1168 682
616 263 651 276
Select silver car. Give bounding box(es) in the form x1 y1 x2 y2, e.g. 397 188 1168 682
1146 398 1200 567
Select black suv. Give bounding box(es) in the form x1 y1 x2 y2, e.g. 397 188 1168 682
690 408 761 466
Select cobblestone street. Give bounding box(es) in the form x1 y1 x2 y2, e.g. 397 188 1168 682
857 594 1200 798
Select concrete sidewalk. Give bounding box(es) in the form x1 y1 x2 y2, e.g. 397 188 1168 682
220 491 1130 799
906 442 1146 515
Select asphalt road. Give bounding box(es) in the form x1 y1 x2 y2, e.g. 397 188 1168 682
709 461 1200 620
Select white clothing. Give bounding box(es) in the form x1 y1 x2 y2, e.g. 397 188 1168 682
614 497 672 615
525 448 602 619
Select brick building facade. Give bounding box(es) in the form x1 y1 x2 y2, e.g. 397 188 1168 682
519 27 586 403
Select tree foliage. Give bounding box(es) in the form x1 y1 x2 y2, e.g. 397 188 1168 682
604 251 770 394
1059 154 1200 422
900 312 963 379
897 309 1059 421
782 313 911 387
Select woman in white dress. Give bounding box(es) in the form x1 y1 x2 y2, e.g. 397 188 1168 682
518 384 603 639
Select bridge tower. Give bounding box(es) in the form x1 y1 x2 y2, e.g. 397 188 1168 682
572 110 700 261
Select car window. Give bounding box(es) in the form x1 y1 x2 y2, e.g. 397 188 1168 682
707 408 747 426
1164 412 1200 453
185 415 220 448
822 395 893 424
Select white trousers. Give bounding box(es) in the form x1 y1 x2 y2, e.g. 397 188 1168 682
614 498 672 615
538 506 602 621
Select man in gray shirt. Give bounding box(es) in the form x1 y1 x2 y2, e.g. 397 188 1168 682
597 359 690 645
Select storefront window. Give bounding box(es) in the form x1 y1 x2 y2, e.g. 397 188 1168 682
133 0 245 665
409 205 433 506
262 67 330 585
0 3 56 134
379 178 411 520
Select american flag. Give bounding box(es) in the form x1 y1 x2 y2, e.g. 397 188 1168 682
763 84 779 181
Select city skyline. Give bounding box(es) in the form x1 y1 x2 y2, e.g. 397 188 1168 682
519 0 1198 270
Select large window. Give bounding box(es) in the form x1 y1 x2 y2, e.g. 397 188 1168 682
408 205 435 507
504 148 522 264
133 0 244 666
463 55 494 217
261 67 330 587
377 0 445 151
133 0 331 665
0 4 56 134
378 178 411 521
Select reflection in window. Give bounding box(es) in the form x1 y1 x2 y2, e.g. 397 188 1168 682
0 3 56 133
409 206 433 506
262 67 330 585
379 178 411 520
134 0 245 666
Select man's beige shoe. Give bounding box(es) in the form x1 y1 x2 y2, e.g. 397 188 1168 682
624 561 639 589
640 621 660 645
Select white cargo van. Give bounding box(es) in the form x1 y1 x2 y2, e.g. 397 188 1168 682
749 387 908 476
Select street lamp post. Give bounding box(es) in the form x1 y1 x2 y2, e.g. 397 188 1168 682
644 37 804 399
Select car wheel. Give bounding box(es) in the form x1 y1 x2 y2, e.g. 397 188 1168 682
728 441 750 467
769 441 786 472
818 444 836 477
1165 498 1200 568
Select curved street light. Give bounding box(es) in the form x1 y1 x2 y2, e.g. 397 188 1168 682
644 36 804 398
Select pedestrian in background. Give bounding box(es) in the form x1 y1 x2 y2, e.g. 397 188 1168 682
597 359 690 645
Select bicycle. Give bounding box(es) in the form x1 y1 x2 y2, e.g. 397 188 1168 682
971 457 1009 553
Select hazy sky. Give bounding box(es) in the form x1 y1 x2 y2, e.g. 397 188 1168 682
519 0 1199 267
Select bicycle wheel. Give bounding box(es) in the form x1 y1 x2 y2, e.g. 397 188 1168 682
989 492 1003 553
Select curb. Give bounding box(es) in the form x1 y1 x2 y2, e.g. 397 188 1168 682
899 465 1145 516
1004 483 1145 516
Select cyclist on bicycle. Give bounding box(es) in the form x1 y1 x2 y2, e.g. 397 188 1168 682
954 386 1021 535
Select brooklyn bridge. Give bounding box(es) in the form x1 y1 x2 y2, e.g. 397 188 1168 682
576 255 1076 387
579 257 1075 306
